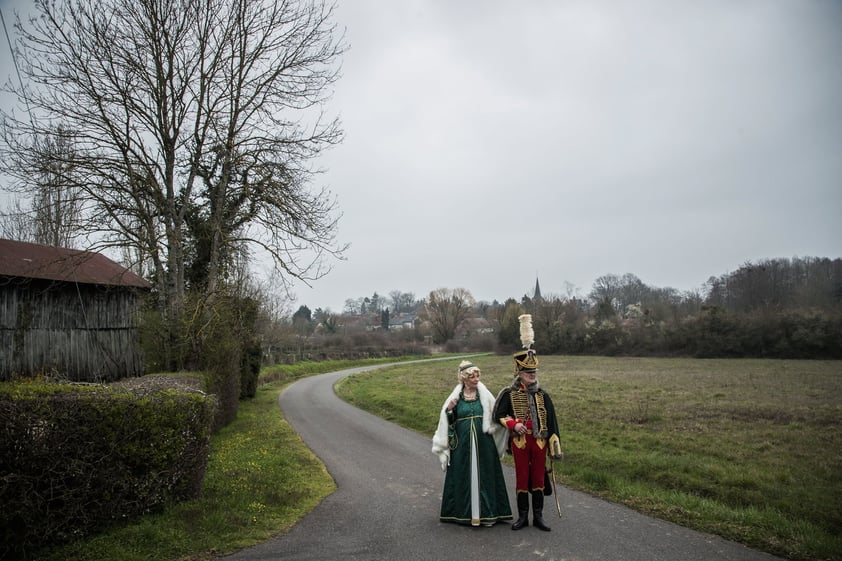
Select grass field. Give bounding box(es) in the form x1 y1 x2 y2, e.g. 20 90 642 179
335 355 842 561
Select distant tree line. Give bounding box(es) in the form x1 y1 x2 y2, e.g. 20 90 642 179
287 257 841 360
495 257 842 359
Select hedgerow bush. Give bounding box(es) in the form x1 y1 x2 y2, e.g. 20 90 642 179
240 339 262 399
513 305 842 359
0 382 216 560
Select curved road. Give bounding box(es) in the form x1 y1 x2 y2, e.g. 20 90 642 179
221 364 784 561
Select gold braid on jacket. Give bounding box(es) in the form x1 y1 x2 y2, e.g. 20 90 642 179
509 389 549 438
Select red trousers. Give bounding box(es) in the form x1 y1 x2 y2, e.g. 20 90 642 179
511 433 546 493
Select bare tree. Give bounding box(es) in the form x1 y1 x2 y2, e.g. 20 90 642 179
30 128 84 247
589 273 623 313
704 257 842 313
421 287 475 344
531 294 568 342
0 197 35 241
495 298 524 350
389 290 403 313
1 0 346 319
389 290 416 313
343 298 362 315
589 272 650 316
1 125 83 247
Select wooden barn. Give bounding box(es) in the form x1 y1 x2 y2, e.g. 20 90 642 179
0 238 152 382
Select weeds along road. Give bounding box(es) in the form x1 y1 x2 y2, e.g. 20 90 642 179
220 363 785 561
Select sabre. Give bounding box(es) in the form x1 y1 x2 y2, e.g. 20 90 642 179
548 457 562 518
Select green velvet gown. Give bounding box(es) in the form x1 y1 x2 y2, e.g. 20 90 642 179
439 396 512 526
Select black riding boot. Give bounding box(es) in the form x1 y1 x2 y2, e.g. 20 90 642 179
532 490 551 531
511 492 529 530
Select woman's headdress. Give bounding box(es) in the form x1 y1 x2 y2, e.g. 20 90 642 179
458 360 480 381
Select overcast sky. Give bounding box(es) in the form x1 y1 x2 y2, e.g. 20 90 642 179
2 1 841 313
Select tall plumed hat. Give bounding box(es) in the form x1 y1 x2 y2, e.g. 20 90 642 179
513 313 539 373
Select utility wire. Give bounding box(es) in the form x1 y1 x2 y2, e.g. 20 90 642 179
1 7 35 123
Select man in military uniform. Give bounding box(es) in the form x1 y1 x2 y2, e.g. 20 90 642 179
493 317 562 531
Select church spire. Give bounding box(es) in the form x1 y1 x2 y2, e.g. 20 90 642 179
534 277 542 301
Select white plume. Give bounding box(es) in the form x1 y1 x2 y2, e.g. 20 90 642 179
518 314 534 348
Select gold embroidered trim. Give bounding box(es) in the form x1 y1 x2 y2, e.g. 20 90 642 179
535 392 548 434
549 434 563 458
510 390 530 420
509 389 549 435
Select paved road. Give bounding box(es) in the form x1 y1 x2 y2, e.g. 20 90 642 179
221 364 785 561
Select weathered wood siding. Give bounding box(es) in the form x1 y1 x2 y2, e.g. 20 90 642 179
0 278 147 382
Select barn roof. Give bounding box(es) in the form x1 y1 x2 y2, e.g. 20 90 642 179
0 238 152 288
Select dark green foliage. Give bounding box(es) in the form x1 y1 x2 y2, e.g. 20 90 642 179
672 308 842 359
199 307 242 431
234 296 261 400
522 301 842 359
139 290 262 428
688 305 743 357
321 313 339 334
495 300 523 350
0 383 216 560
240 339 262 399
292 305 312 324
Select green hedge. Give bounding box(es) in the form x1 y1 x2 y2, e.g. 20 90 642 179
0 383 216 559
519 308 842 359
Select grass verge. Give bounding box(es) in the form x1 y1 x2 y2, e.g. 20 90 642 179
335 355 842 561
37 357 421 561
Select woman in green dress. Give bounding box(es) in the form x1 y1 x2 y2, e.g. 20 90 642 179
432 360 512 527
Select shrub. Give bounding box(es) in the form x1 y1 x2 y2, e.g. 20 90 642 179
0 383 216 559
240 339 262 399
200 316 241 431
